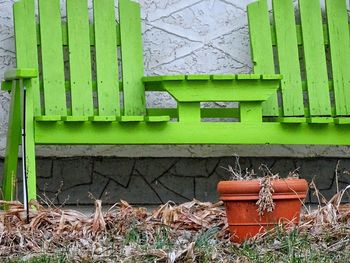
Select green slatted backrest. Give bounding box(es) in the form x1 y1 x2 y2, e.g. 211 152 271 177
13 0 145 118
248 0 350 118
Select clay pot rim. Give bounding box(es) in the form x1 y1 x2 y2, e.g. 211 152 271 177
217 178 308 201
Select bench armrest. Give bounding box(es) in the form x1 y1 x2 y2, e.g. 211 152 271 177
2 68 38 92
4 68 38 81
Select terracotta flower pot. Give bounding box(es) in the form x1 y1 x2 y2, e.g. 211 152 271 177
217 178 308 243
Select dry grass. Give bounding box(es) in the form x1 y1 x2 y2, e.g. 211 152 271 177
1 158 349 262
0 184 349 263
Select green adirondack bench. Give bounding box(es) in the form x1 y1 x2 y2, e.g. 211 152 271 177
1 0 349 202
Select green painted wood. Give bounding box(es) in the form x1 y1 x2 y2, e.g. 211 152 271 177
66 0 93 116
36 23 121 46
34 21 350 48
38 0 67 116
13 0 41 116
186 75 211 80
247 0 278 116
93 0 120 117
178 103 201 122
236 74 261 80
334 118 350 125
4 68 38 80
272 0 304 116
269 24 350 46
143 75 185 82
89 116 117 122
2 81 21 200
119 0 146 116
326 0 350 116
120 116 144 122
32 108 241 121
307 117 333 124
22 78 37 201
299 0 331 116
161 79 280 102
240 102 263 123
34 121 350 145
211 75 236 80
143 74 282 83
62 116 89 122
272 117 307 123
35 116 62 121
147 108 240 119
145 116 171 122
262 74 282 80
1 81 12 91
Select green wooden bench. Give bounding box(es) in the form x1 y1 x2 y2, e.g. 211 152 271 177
1 0 349 202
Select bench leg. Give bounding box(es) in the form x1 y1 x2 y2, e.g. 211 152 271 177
25 132 37 202
23 79 37 202
2 81 21 201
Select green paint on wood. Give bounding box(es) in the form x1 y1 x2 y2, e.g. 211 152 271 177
89 116 117 122
299 0 331 116
13 0 41 116
38 0 67 116
240 102 262 123
2 81 21 200
22 78 37 201
93 0 120 117
247 0 278 116
119 0 146 116
4 68 38 80
66 0 93 116
120 116 144 122
178 103 201 122
326 0 350 116
34 121 350 145
62 116 89 122
161 79 280 102
272 0 304 116
145 116 171 122
334 118 350 125
35 116 62 121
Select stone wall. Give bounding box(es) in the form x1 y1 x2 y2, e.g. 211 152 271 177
4 157 350 205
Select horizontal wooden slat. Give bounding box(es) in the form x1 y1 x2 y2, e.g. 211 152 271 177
36 23 120 46
34 121 350 145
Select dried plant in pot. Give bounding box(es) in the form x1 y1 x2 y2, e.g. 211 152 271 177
217 158 309 243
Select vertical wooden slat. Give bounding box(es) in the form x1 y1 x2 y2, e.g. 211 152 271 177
299 0 331 116
326 0 350 116
272 0 304 116
66 0 93 116
13 0 41 116
93 0 120 117
247 0 278 117
38 0 67 116
119 0 146 116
